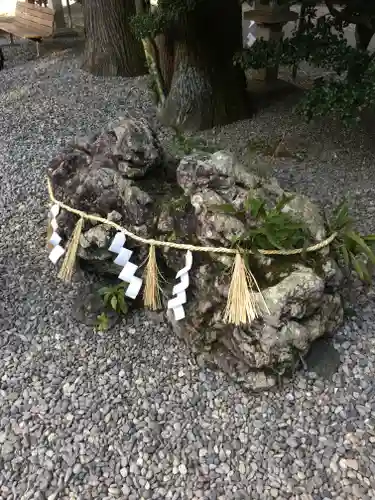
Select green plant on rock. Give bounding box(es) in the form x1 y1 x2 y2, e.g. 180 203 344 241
327 200 375 282
212 192 375 283
239 195 310 251
95 282 129 332
212 193 311 251
95 312 110 332
98 282 129 315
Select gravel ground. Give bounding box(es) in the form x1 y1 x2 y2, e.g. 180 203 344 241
1 42 375 500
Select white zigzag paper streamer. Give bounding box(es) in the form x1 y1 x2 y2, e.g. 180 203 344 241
246 20 257 48
168 250 193 321
109 232 143 299
48 204 65 264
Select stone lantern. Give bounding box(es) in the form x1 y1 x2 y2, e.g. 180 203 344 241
244 0 298 91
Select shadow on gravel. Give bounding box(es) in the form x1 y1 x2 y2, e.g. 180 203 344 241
0 36 85 71
305 337 341 380
41 37 85 56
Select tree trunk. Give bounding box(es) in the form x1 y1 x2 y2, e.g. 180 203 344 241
355 23 375 51
48 0 66 29
82 0 147 77
66 0 73 29
155 33 175 92
156 0 250 131
347 23 375 82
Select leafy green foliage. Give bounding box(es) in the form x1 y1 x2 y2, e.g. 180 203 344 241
296 74 374 123
237 19 370 75
94 283 129 332
213 192 375 283
131 10 166 40
328 200 375 282
237 1 375 123
95 312 109 332
98 283 129 315
212 193 311 251
237 195 310 250
131 0 203 39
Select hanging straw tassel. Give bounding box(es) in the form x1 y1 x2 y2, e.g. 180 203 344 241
58 218 84 282
223 253 267 325
143 245 162 310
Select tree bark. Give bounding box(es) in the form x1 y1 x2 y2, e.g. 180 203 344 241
82 0 147 77
156 0 251 132
346 23 375 82
66 0 73 29
355 23 375 51
51 0 66 29
155 33 175 93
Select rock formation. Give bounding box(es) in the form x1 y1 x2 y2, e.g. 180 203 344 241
47 118 344 390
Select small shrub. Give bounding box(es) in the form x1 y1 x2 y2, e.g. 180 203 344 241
212 193 375 283
95 312 110 332
328 200 375 282
95 283 129 332
236 2 375 124
211 193 311 251
98 282 129 315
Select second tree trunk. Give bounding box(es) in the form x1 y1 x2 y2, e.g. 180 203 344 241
82 0 146 77
156 0 250 131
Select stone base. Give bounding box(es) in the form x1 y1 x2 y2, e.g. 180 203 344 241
246 77 301 109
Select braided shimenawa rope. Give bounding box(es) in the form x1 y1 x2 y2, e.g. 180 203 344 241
47 178 337 256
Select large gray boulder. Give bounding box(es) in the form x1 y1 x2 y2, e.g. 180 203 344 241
47 119 344 391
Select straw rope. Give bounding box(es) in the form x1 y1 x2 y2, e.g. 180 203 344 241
47 178 337 256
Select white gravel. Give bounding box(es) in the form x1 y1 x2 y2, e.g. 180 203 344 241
1 42 375 500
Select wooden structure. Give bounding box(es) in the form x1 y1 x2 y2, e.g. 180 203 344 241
0 1 54 57
26 0 48 7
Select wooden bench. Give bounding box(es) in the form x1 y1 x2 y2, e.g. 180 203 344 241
0 1 54 65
